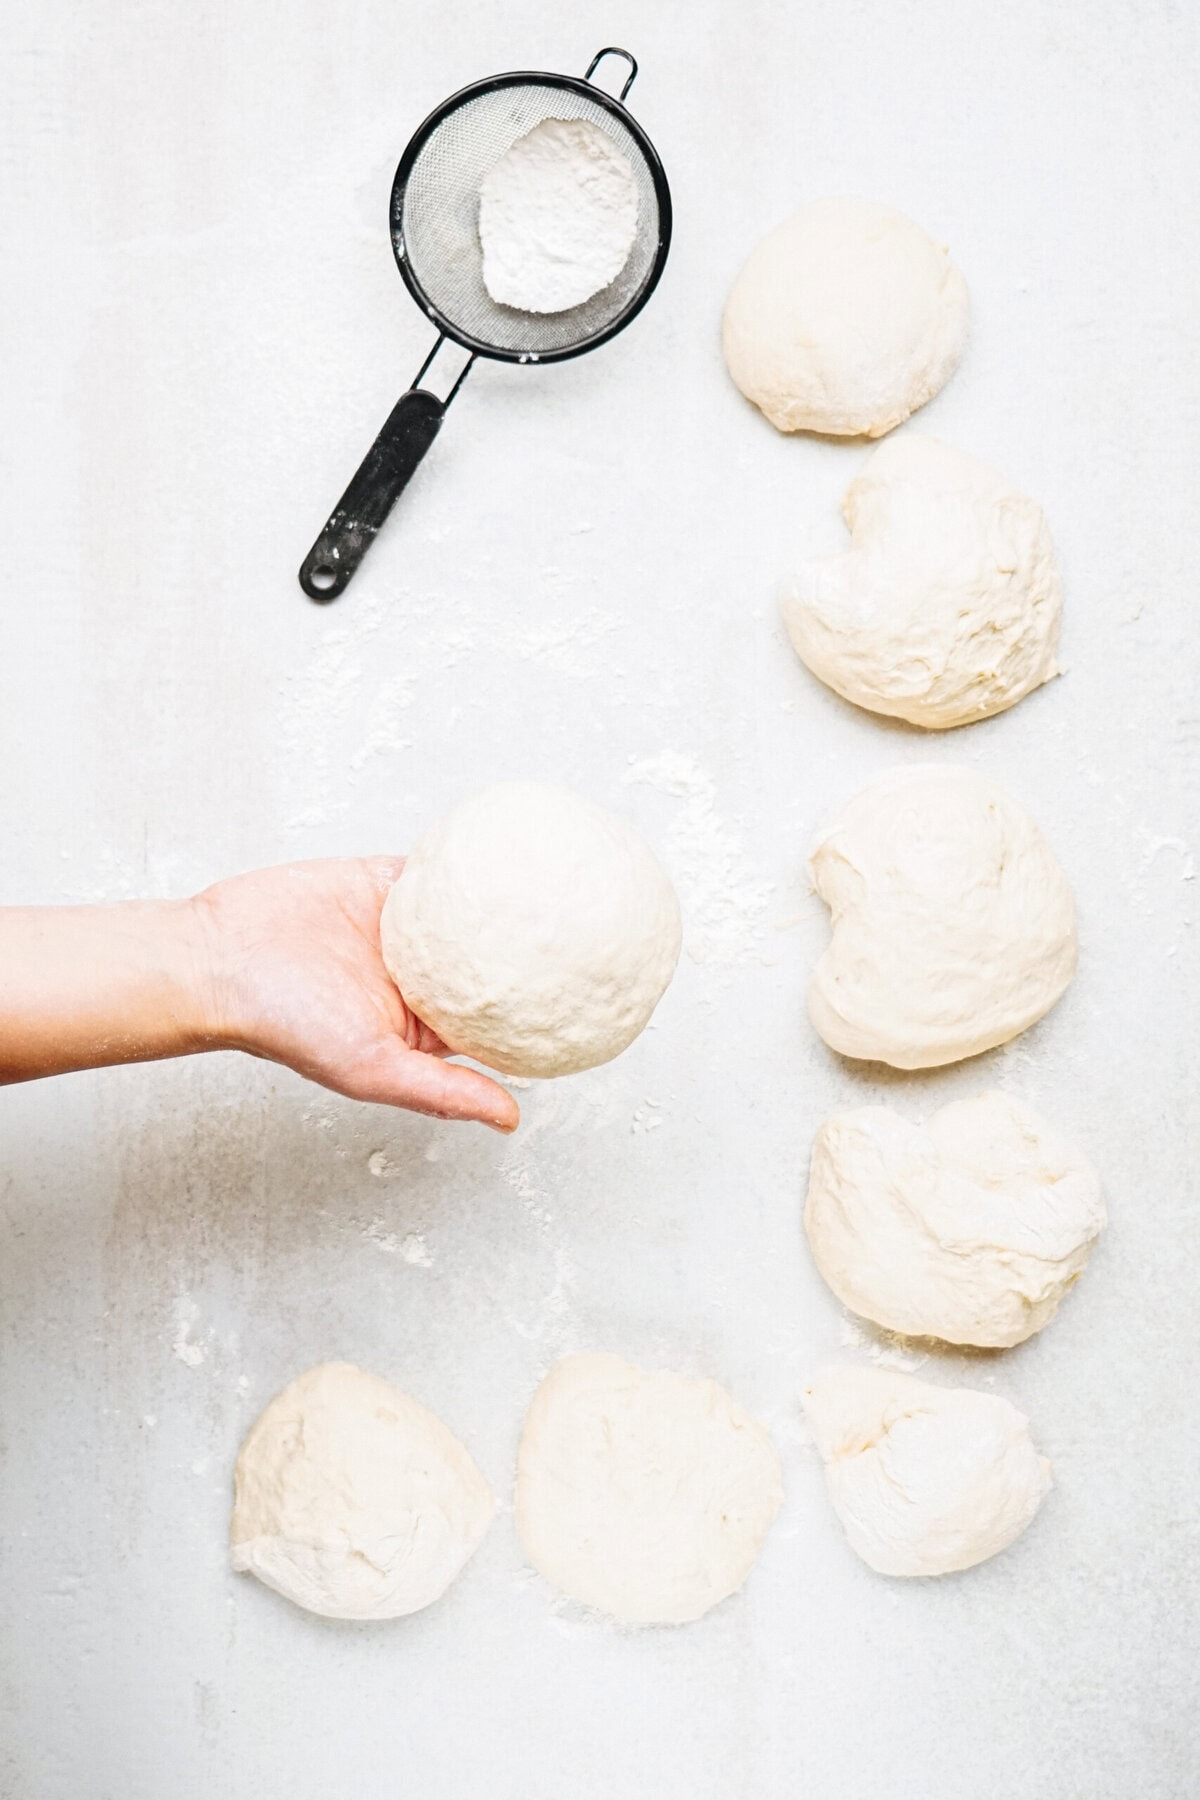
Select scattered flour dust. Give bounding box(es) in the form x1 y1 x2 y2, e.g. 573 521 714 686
274 601 372 831
349 673 415 772
273 591 426 834
1137 828 1196 883
364 1219 434 1266
623 752 775 966
271 562 624 847
504 1244 577 1344
839 1313 930 1373
490 1072 676 1341
171 1296 209 1368
631 1100 663 1134
515 606 619 678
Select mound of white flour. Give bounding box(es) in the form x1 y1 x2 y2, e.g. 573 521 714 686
479 117 638 314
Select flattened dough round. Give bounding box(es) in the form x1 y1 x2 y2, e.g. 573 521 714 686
805 1091 1105 1347
381 781 682 1079
516 1353 783 1623
808 765 1077 1069
804 1366 1052 1576
780 435 1062 728
722 199 968 437
230 1362 493 1620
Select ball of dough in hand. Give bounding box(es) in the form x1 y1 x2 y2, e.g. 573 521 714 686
230 1363 493 1620
381 781 682 1079
780 435 1062 728
516 1353 783 1624
805 1092 1105 1347
808 765 1077 1069
722 198 968 437
804 1365 1052 1576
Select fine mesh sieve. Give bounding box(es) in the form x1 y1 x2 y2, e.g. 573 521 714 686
300 48 671 601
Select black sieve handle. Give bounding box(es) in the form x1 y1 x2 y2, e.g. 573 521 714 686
298 388 445 601
299 338 474 602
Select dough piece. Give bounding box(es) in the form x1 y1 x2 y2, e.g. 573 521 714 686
780 435 1062 728
805 1092 1105 1347
722 199 968 436
804 1366 1052 1576
808 765 1076 1069
516 1353 783 1624
381 781 682 1079
230 1363 493 1620
478 116 639 313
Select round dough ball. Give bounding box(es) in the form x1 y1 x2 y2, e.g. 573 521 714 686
516 1353 783 1624
803 1366 1052 1576
381 781 682 1078
479 116 639 314
722 199 968 437
780 435 1062 728
805 1092 1106 1347
230 1363 493 1620
808 765 1077 1069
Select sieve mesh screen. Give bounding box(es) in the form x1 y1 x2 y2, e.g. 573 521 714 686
395 80 664 357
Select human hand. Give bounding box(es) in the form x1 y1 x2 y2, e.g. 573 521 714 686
192 856 519 1132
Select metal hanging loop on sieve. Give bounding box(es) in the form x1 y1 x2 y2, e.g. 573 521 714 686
584 47 638 102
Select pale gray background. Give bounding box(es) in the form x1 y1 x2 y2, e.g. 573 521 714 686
2 1 1198 1796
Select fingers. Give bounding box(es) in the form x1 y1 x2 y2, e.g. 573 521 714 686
349 1042 520 1133
412 1018 454 1057
362 855 407 896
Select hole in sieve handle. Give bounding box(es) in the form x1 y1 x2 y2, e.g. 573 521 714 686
584 46 638 103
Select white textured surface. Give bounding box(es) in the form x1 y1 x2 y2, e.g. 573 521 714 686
1 2 1198 1797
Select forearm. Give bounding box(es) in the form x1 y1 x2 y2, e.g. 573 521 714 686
0 865 517 1129
0 899 220 1083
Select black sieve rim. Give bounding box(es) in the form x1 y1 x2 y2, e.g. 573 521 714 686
389 69 673 364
